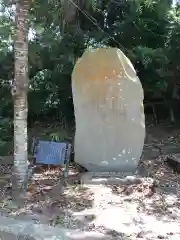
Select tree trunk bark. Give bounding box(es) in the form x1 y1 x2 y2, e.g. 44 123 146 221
12 0 29 205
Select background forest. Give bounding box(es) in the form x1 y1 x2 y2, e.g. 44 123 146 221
0 0 180 155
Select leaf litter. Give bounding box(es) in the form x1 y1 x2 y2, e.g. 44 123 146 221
1 129 180 239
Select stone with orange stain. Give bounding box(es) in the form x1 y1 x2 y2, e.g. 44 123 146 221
72 48 145 172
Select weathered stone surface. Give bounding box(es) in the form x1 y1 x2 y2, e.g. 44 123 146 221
0 215 108 240
0 232 35 240
80 172 143 185
72 48 145 172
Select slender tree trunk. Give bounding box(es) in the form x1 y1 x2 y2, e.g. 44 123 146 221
12 0 29 205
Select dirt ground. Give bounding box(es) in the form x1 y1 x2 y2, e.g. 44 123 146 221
1 125 180 239
145 123 180 144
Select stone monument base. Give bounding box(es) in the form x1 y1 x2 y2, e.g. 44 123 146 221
80 172 142 185
80 163 138 173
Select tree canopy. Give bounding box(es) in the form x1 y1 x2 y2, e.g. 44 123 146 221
0 0 180 125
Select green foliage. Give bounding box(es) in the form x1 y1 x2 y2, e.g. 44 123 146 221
0 118 13 156
40 130 70 142
0 0 180 135
0 118 13 141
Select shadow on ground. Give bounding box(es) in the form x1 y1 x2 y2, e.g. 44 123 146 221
0 146 180 239
0 231 35 240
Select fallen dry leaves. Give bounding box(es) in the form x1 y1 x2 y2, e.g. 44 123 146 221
0 145 180 239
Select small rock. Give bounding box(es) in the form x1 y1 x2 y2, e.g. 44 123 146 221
32 206 43 214
157 235 165 239
136 231 144 238
84 214 95 221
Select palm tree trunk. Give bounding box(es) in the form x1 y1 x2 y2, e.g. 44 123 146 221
12 0 29 205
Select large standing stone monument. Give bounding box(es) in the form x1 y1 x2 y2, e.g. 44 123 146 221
72 48 145 172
